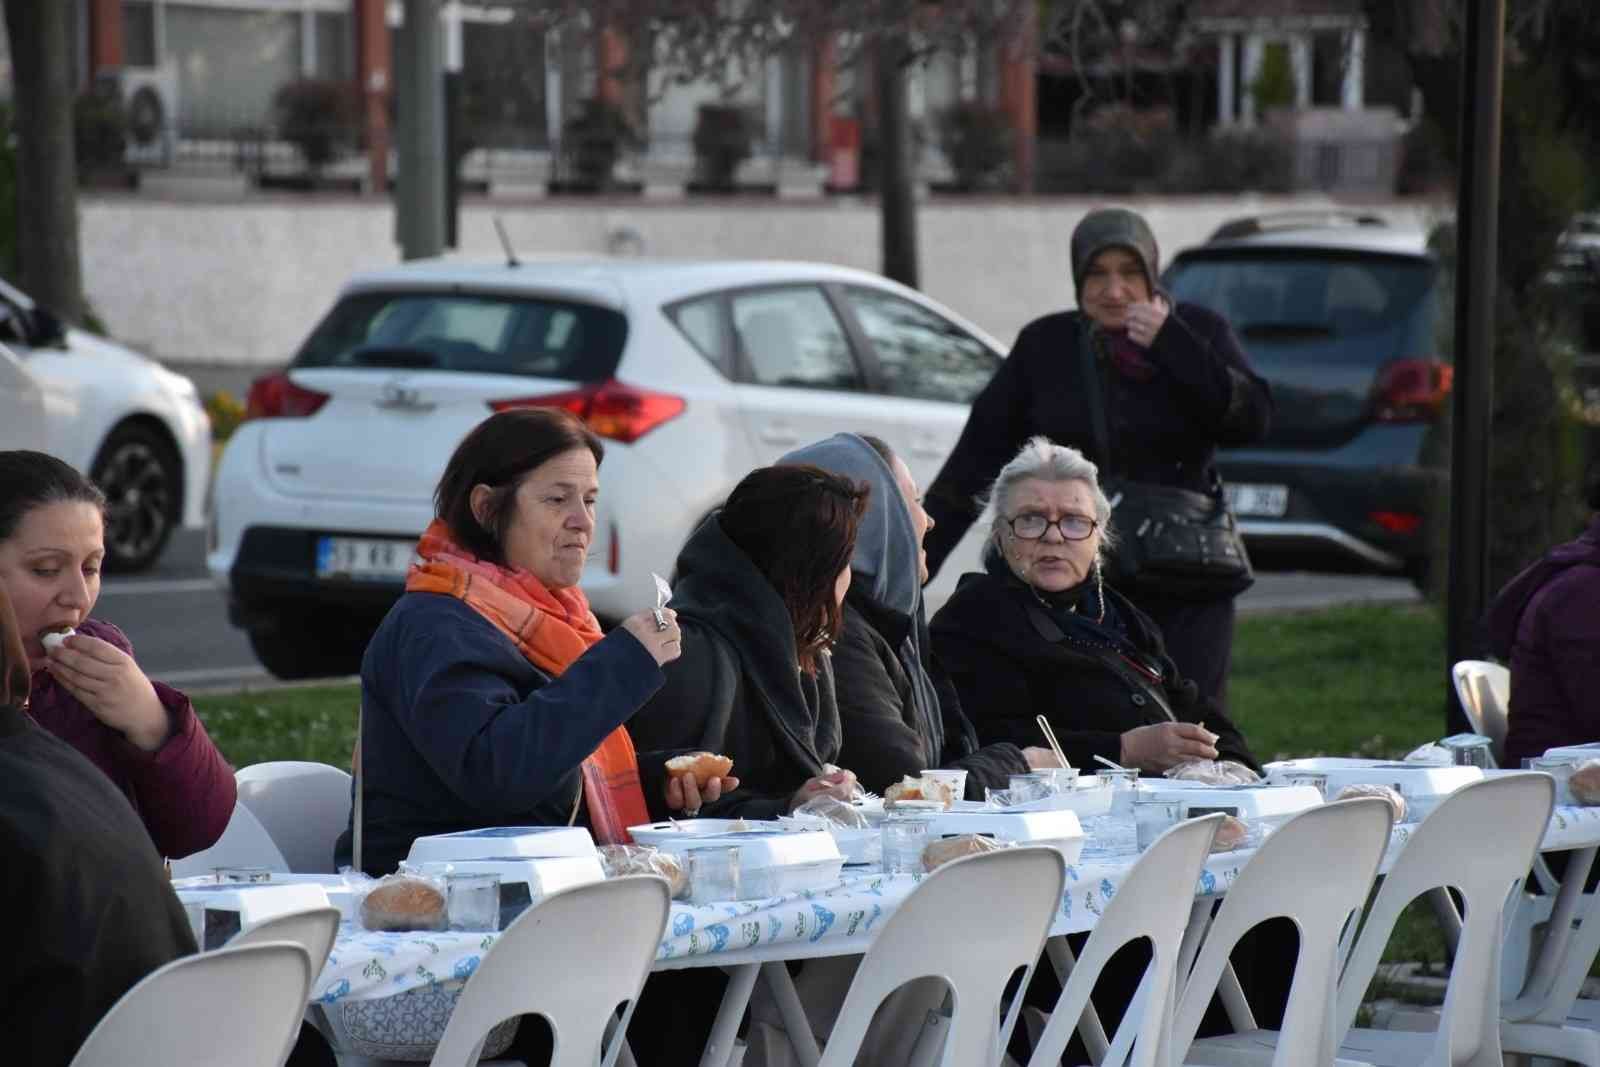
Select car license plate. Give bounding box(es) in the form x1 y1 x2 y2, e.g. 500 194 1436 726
315 536 415 581
1225 483 1290 517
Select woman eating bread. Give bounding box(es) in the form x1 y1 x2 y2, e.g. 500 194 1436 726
336 409 735 877
0 450 236 859
629 464 866 818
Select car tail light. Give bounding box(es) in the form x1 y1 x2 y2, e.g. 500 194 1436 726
489 380 687 444
1369 358 1454 423
1370 511 1423 535
245 371 330 420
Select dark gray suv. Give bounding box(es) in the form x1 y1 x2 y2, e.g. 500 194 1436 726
1163 213 1448 583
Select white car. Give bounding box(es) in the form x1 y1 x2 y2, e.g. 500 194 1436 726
208 257 1000 678
0 277 211 571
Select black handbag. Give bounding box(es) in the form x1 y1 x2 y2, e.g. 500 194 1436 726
1079 322 1254 601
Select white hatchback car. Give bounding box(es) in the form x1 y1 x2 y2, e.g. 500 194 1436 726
0 277 212 571
208 257 1000 678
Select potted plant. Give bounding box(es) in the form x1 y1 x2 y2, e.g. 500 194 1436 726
934 101 1013 192
272 78 360 187
690 102 757 192
560 98 639 192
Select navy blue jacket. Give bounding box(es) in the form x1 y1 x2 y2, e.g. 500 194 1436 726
338 592 667 876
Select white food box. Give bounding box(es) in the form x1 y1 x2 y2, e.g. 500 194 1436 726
1136 781 1324 820
628 823 844 897
406 826 597 865
1542 743 1600 763
174 881 332 950
1264 757 1483 799
413 855 605 901
927 809 1086 865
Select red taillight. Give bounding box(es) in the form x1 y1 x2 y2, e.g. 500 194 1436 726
245 371 330 420
1369 358 1454 423
489 380 686 444
1370 511 1423 535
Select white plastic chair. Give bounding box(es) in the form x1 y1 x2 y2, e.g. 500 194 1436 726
236 761 354 874
1025 815 1224 1067
1450 660 1510 764
427 875 670 1067
1173 798 1394 1067
169 798 289 879
68 941 314 1067
1500 844 1600 1066
819 847 1067 1067
230 905 342 972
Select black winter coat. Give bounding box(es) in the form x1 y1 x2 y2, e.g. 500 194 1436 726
629 515 841 820
831 593 1028 800
923 304 1271 577
929 568 1260 773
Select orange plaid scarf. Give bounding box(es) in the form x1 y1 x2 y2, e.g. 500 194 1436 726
404 519 649 845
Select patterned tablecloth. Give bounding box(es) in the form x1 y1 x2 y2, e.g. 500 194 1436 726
305 804 1600 1008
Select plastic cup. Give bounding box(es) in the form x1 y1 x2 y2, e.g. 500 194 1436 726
1134 798 1182 850
687 846 742 904
985 787 1019 809
1046 768 1081 793
1282 771 1330 800
1009 773 1054 802
920 769 969 803
445 872 501 932
1440 733 1495 770
1531 757 1578 807
214 866 273 884
1096 768 1140 815
882 813 936 874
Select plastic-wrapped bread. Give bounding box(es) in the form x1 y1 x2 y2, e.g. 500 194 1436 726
359 875 447 932
921 833 1008 871
1209 815 1250 853
600 845 688 899
1335 783 1406 824
884 775 956 810
1569 760 1600 806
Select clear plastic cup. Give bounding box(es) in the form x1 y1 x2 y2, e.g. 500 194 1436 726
1531 757 1578 806
687 846 742 904
1045 768 1081 793
1282 771 1330 800
882 813 936 874
1096 768 1140 815
1009 773 1054 802
1133 798 1182 850
445 872 501 932
920 769 969 803
214 866 273 884
1440 733 1495 769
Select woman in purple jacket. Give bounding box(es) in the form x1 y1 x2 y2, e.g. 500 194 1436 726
0 450 235 858
1489 459 1600 770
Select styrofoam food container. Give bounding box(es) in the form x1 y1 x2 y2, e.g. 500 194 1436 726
1264 758 1482 799
174 881 332 949
927 808 1085 865
1136 781 1324 820
1542 743 1600 763
414 855 605 900
406 826 596 865
631 827 845 897
629 818 780 846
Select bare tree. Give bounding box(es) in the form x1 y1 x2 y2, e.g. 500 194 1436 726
4 0 84 322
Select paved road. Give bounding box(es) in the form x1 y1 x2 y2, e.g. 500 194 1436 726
96 528 1422 693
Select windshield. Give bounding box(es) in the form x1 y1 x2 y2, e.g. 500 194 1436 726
293 290 627 380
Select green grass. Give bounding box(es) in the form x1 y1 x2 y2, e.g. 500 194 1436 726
194 683 359 769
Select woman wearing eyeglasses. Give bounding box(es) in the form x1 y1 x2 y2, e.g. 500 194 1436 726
930 437 1258 773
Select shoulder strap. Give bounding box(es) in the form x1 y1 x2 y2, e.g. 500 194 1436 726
1023 602 1177 723
1076 317 1113 466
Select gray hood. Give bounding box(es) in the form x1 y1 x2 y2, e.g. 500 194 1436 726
1070 208 1160 303
778 434 922 619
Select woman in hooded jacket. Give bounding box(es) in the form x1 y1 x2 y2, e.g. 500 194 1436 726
779 433 1060 799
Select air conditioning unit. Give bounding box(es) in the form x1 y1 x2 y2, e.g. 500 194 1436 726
117 63 180 166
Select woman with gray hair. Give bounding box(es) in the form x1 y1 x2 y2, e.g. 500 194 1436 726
929 437 1258 773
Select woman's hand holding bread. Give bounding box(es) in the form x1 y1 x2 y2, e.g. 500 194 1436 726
663 751 739 816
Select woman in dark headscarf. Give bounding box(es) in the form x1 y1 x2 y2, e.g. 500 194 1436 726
780 433 1058 798
922 207 1272 713
0 582 197 1066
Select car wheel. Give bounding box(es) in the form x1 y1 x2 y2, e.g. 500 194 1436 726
90 422 181 573
247 616 370 681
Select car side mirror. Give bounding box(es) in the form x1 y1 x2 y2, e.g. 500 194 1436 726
28 306 67 347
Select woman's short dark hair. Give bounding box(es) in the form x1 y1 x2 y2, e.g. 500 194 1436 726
434 409 603 563
857 434 895 465
719 465 869 673
0 451 106 543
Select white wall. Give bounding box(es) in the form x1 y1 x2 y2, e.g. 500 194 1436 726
81 193 1446 367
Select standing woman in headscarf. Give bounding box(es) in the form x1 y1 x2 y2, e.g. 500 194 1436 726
922 208 1271 712
0 579 197 1067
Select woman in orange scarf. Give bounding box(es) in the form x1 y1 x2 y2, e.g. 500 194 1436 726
336 409 735 876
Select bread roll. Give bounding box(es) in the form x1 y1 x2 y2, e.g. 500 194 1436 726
922 834 1005 871
884 775 955 810
1210 815 1250 853
601 845 688 899
665 752 735 788
40 627 75 651
360 876 446 932
1336 783 1406 824
1569 760 1600 806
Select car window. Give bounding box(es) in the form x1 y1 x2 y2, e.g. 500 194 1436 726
293 290 627 381
665 294 733 377
843 286 999 402
729 286 863 391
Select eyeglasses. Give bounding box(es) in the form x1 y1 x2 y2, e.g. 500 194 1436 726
1005 512 1099 541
